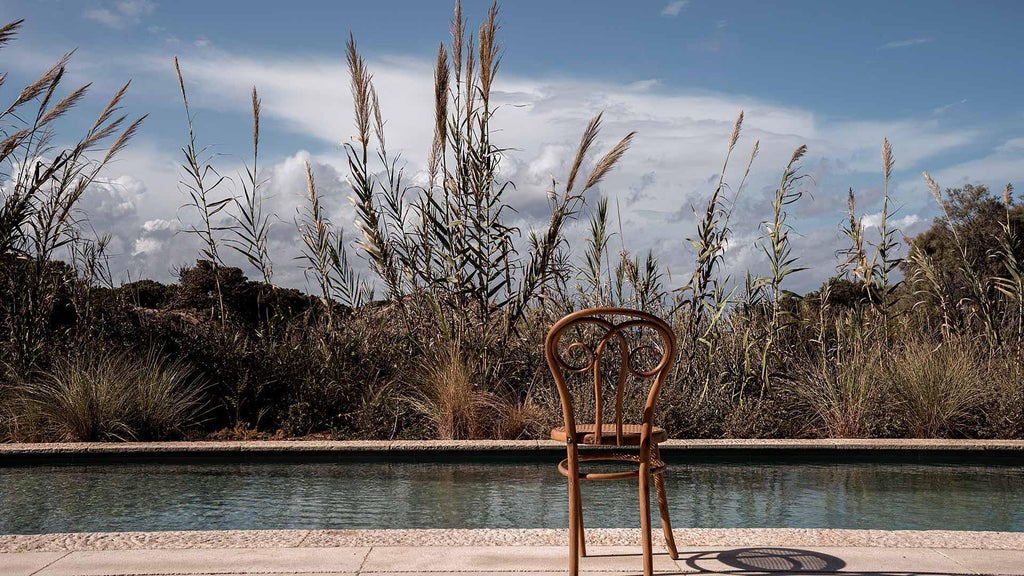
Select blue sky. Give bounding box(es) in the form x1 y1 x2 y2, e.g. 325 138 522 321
2 0 1022 293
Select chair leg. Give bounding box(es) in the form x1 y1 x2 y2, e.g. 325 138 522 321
653 471 678 559
568 476 579 576
639 462 653 576
574 479 587 557
652 447 679 560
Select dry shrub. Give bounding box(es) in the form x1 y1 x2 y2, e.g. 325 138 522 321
0 370 41 442
353 380 405 439
888 339 989 437
977 354 1024 438
791 346 886 438
18 348 206 441
407 336 551 440
492 387 551 440
408 339 499 440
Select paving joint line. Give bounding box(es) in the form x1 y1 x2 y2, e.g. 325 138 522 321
354 545 373 575
26 549 71 576
932 548 981 576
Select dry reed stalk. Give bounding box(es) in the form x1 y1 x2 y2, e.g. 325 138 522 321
566 114 602 193
477 1 501 101
756 143 809 394
227 87 273 285
174 56 230 325
428 44 449 185
451 1 464 82
0 19 24 47
347 34 372 151
584 131 635 191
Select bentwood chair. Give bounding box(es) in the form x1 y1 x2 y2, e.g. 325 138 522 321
546 307 679 576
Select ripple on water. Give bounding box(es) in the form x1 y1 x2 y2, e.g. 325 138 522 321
1 461 1022 534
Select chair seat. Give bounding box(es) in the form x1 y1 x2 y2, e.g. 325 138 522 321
558 451 667 480
550 423 669 445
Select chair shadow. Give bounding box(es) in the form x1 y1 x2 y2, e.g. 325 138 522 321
685 547 846 573
674 546 963 576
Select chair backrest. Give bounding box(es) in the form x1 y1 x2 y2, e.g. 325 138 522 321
545 307 676 447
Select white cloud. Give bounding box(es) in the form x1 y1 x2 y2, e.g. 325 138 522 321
880 38 932 50
925 138 1024 191
132 237 162 256
996 137 1024 154
661 1 690 17
141 219 177 233
625 79 661 92
860 212 921 230
84 0 157 30
90 46 991 294
932 99 968 115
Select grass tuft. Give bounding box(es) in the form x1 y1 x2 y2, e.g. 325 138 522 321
19 349 206 442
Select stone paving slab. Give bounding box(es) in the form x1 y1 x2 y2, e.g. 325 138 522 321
7 529 1024 553
4 529 1024 575
5 545 1024 575
937 548 1024 574
360 545 681 573
0 552 68 576
30 547 369 576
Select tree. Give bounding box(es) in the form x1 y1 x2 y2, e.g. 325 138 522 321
902 184 1024 285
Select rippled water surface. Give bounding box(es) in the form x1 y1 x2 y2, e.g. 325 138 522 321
2 461 1022 534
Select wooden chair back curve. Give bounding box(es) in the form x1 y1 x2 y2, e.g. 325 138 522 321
544 307 676 448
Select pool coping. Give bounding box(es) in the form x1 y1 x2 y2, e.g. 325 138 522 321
3 438 1024 465
3 438 1024 452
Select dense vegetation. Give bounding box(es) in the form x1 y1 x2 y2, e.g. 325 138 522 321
1 6 1022 442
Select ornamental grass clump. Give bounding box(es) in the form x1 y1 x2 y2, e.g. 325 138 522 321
407 339 499 440
887 339 989 438
21 349 207 441
791 345 886 438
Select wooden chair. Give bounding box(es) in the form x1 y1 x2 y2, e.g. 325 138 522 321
545 307 679 576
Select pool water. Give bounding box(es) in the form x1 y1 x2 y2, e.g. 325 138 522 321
1 461 1022 534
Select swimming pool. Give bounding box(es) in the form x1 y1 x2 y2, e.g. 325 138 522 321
2 460 1022 534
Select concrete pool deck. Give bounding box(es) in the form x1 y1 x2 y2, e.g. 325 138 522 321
3 529 1024 575
4 440 1024 574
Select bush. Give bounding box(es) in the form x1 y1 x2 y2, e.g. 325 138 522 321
18 348 207 441
790 345 888 438
887 340 989 438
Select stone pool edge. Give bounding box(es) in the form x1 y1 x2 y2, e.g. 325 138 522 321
3 438 1024 465
3 438 1024 453
3 528 1024 553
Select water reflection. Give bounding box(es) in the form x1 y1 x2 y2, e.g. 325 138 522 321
1 461 1021 534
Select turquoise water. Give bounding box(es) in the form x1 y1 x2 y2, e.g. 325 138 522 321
1 461 1022 534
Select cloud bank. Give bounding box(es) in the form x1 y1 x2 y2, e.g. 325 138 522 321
68 44 1011 296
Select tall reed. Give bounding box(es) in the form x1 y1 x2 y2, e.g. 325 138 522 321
297 160 371 313
174 57 231 326
908 173 1003 346
227 88 274 286
1 19 144 369
756 144 808 393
